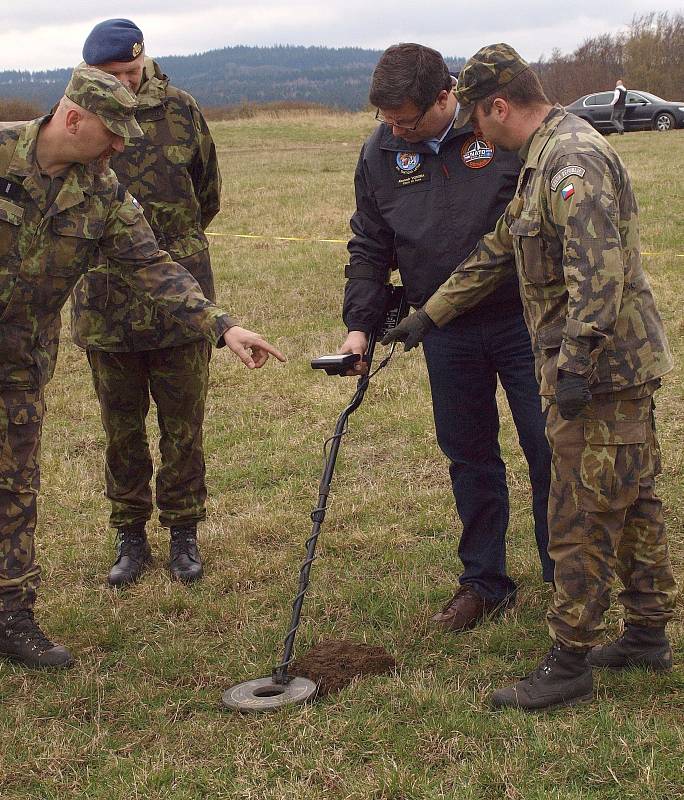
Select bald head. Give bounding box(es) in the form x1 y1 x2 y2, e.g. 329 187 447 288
37 95 126 176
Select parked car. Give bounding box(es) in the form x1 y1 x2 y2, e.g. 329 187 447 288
565 90 684 133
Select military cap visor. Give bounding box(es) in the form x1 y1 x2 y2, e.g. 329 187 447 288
65 66 143 139
453 43 529 128
91 108 143 140
453 101 475 129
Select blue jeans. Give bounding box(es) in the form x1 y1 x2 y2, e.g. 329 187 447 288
422 307 553 602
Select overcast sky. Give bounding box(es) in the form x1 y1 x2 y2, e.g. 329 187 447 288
1 1 680 71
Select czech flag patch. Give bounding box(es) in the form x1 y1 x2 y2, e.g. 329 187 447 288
561 183 575 201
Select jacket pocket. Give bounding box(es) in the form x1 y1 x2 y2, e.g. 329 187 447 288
510 208 556 285
49 214 101 276
0 197 23 271
576 420 647 512
3 394 45 475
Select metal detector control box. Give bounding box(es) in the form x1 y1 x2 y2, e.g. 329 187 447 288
310 353 361 375
310 285 408 376
377 285 409 341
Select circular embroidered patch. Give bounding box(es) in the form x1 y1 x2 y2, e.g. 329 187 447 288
460 136 495 169
395 152 421 173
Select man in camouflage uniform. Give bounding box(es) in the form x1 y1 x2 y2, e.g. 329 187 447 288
384 44 677 710
0 66 284 669
73 19 221 585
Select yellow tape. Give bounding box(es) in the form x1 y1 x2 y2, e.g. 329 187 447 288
207 232 346 244
208 232 684 256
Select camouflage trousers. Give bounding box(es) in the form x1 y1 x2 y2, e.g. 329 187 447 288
0 389 44 611
88 340 211 530
545 387 677 649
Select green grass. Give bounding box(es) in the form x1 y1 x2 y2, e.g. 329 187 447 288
1 114 683 799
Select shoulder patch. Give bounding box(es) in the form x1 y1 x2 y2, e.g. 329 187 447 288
551 165 586 191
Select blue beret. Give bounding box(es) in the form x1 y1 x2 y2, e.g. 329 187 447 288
83 18 144 65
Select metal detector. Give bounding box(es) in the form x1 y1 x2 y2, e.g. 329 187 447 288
222 285 407 712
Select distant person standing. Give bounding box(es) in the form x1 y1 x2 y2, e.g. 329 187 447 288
611 79 627 134
74 19 221 586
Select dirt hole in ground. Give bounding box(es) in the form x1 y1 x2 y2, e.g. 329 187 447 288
290 639 396 697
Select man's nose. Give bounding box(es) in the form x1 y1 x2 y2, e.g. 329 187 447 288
112 136 125 153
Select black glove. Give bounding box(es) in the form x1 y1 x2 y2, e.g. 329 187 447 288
555 370 592 420
380 309 434 351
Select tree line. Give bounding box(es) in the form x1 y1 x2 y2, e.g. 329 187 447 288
0 14 681 120
537 12 683 103
0 45 462 117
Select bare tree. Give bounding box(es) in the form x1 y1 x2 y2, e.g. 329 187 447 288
535 11 683 104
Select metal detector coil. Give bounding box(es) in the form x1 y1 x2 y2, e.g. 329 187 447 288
222 676 318 712
222 285 407 712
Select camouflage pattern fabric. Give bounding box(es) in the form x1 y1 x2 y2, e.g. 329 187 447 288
71 58 221 351
72 249 214 351
0 117 234 392
453 43 529 127
0 390 44 611
422 105 677 644
88 339 211 528
456 43 529 103
545 385 677 648
65 65 143 139
0 117 235 608
424 106 674 397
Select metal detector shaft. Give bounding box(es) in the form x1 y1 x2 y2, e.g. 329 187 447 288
271 330 380 685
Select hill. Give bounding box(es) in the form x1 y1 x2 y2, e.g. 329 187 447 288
0 44 466 113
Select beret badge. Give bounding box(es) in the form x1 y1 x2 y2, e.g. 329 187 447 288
132 41 143 57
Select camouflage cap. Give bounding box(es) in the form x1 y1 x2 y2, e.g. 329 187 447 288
453 43 529 128
65 65 143 139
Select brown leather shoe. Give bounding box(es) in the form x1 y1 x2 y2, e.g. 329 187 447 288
431 585 509 633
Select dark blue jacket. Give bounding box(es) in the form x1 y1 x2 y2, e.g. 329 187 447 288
343 121 522 333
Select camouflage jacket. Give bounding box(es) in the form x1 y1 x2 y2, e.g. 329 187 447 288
424 106 673 397
71 58 222 351
0 118 234 391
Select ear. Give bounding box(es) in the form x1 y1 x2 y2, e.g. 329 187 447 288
491 97 510 122
436 89 451 109
64 107 82 135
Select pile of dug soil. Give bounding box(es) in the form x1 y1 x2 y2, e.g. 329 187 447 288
290 639 396 697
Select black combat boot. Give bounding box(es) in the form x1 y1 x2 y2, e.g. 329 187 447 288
491 644 593 710
169 524 203 583
0 609 73 669
108 524 152 587
587 624 672 671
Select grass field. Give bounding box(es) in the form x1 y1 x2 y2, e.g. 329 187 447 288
1 113 682 799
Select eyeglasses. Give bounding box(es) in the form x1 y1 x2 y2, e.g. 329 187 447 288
374 106 429 132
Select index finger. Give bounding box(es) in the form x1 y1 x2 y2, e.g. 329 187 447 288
254 338 287 363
